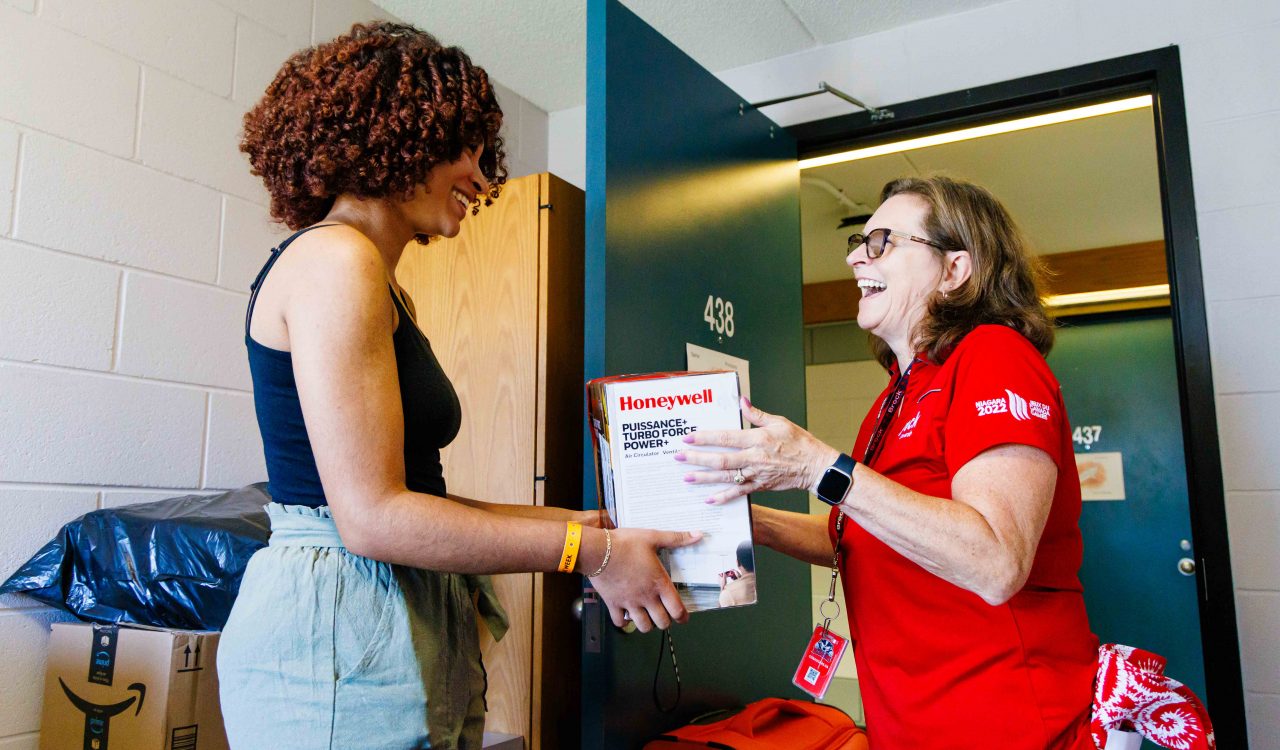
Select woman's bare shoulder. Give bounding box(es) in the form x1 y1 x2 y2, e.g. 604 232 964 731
278 225 394 333
287 225 383 282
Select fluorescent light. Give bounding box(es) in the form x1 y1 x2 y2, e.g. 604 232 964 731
1044 284 1169 308
798 95 1154 170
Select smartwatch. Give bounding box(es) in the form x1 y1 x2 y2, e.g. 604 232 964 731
815 453 857 506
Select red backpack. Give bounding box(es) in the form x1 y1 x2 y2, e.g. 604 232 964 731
643 698 868 750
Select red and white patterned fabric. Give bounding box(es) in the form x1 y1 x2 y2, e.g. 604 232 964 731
1092 644 1215 749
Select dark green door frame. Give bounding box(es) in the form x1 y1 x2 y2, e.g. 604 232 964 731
582 1 809 747
789 47 1245 748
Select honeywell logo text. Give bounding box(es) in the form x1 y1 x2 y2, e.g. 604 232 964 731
619 389 713 411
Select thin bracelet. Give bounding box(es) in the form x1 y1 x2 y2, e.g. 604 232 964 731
586 528 612 578
558 522 583 573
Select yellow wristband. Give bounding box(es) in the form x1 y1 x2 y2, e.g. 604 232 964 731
558 522 583 573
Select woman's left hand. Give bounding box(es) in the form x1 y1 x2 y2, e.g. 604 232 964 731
677 397 841 504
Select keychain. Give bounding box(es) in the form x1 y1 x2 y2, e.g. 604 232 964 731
792 526 849 700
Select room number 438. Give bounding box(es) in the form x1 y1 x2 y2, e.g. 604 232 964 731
703 295 735 337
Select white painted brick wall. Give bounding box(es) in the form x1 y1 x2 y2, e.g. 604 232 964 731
219 195 291 292
0 364 207 487
0 125 17 236
39 0 237 98
1217 393 1280 492
1 1 552 743
0 6 138 158
1238 592 1280 695
138 69 267 203
233 18 296 108
205 393 266 489
1248 693 1280 750
1228 493 1280 592
101 489 218 510
0 240 119 370
312 0 397 45
1209 297 1280 395
0 611 76 738
116 273 251 391
1198 202 1280 303
1180 23 1280 122
1188 111 1280 214
0 489 98 611
215 0 313 47
15 133 222 282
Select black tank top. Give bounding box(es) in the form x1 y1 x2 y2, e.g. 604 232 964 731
245 225 461 507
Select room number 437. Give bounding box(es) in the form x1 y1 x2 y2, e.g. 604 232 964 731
703 295 735 337
1072 425 1102 449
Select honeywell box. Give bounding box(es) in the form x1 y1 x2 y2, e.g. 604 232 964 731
587 370 757 613
40 622 227 750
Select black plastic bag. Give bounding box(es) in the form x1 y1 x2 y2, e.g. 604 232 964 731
0 483 271 630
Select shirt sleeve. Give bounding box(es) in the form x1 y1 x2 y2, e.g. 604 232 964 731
943 326 1065 475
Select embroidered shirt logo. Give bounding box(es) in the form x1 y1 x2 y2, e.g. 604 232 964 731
975 397 1007 417
898 411 921 439
976 391 1052 421
1006 389 1031 421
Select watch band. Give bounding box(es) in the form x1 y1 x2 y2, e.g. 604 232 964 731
831 453 856 477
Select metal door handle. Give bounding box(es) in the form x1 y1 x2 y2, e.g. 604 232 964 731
575 594 637 652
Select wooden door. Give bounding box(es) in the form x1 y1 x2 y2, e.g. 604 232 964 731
397 173 585 749
531 173 585 750
396 174 541 741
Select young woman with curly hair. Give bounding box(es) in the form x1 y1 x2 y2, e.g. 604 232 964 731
220 22 700 750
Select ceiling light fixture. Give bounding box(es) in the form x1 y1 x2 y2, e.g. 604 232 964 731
798 95 1154 170
1044 283 1169 308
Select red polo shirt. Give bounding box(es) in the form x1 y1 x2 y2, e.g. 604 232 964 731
830 325 1098 749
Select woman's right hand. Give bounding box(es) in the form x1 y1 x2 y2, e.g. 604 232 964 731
589 527 703 633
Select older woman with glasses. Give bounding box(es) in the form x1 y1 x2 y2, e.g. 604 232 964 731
679 175 1099 749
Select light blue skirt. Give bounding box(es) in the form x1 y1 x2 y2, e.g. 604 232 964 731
217 503 508 750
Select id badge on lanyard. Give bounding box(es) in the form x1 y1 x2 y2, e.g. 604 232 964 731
792 358 919 700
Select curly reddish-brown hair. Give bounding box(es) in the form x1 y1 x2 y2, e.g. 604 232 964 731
241 21 507 230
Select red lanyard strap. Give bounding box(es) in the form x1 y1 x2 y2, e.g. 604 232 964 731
825 358 920 631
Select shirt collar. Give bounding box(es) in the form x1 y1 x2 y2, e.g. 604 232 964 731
888 354 932 381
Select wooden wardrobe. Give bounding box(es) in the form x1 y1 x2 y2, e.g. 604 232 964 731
395 172 585 750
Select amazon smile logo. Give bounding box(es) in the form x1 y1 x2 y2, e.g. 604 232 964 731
59 679 146 750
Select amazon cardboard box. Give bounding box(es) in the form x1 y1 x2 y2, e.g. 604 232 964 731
40 622 227 750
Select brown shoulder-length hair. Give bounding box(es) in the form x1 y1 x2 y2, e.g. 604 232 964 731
870 175 1055 369
241 21 507 231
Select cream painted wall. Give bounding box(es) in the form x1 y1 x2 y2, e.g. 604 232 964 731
0 2 549 746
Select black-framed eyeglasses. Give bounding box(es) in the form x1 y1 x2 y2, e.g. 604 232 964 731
847 228 947 259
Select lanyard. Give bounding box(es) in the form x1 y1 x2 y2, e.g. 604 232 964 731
821 357 919 634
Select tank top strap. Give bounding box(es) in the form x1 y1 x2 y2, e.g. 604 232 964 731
245 223 341 337
388 283 410 315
